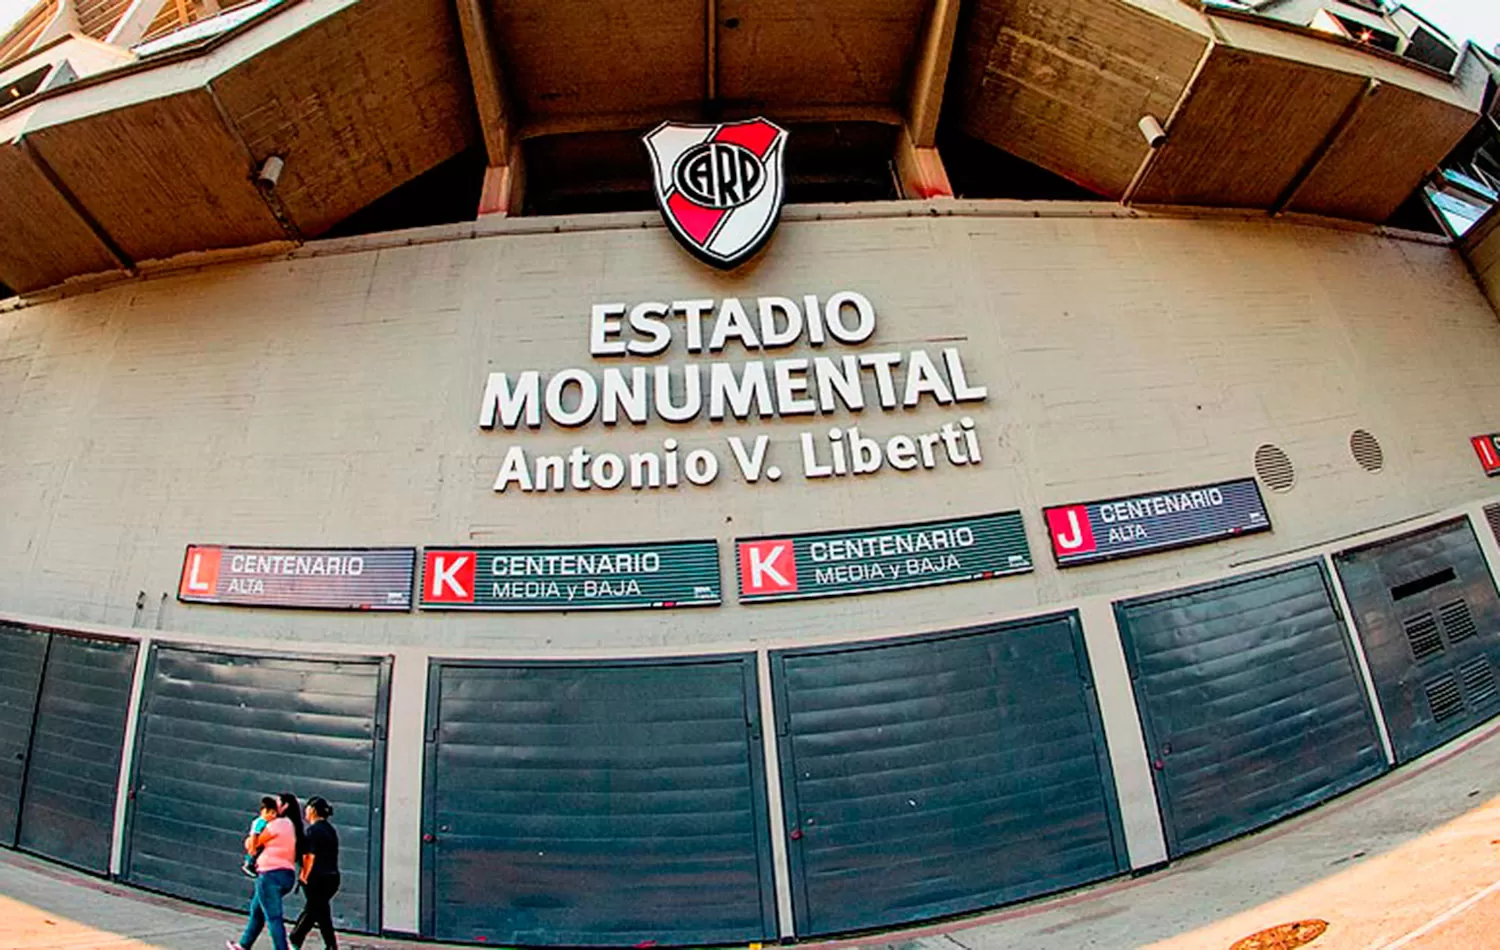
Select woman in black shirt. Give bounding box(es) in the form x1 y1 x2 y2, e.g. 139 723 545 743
290 796 340 949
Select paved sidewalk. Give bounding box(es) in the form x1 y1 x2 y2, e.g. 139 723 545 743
3 723 1500 950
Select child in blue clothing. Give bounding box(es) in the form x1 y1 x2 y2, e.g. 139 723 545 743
240 797 279 878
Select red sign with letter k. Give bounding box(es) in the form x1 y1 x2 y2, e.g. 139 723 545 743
738 540 798 597
424 551 476 603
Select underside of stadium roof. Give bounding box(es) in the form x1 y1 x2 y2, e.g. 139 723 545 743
0 0 1495 295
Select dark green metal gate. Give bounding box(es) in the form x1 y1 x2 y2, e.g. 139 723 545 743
0 625 48 849
421 655 777 947
1115 560 1387 857
17 631 137 872
771 613 1127 937
123 645 390 931
0 625 137 874
1335 517 1500 762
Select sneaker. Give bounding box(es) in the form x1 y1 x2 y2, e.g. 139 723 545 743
226 942 246 950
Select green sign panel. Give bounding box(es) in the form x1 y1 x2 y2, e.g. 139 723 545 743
735 511 1032 603
419 541 721 611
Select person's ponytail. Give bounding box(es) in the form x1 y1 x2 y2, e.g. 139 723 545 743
277 792 307 859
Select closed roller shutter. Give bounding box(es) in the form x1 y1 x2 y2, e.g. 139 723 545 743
17 633 138 873
1335 517 1500 762
0 625 47 846
1115 560 1387 857
771 613 1127 937
422 656 777 947
124 646 390 932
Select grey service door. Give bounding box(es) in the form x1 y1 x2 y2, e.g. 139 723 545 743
1335 517 1500 763
1115 560 1387 857
422 656 777 947
772 613 1127 937
124 646 390 932
17 633 138 873
0 625 47 847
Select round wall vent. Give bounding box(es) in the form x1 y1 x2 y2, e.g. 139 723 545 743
1255 444 1296 492
1350 429 1383 472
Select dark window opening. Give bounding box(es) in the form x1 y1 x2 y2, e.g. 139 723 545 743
1332 16 1401 53
938 127 1104 201
1391 567 1457 602
320 145 487 239
1385 187 1446 235
785 121 899 204
522 130 657 217
2 65 49 103
1405 27 1458 72
1421 114 1500 236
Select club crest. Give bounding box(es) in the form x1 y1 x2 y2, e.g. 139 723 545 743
643 118 788 270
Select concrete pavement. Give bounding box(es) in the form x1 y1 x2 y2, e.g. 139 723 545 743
4 722 1500 950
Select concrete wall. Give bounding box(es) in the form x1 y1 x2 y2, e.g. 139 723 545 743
1465 207 1500 316
1 207 1498 654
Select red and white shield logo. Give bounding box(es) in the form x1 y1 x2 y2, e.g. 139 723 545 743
644 118 788 270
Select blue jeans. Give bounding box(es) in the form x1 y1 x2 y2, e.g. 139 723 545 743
239 868 296 950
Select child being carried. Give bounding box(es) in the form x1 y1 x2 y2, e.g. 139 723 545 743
240 796 279 878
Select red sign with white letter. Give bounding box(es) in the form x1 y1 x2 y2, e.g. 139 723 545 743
424 550 476 603
1473 434 1500 476
179 545 223 598
1045 506 1097 558
177 545 415 609
738 539 798 596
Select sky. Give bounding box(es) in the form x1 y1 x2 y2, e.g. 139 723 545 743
0 0 1495 59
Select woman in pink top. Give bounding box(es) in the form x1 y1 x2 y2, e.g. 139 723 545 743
228 792 306 950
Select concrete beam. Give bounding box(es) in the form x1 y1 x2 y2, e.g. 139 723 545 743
454 0 512 169
105 0 173 49
1273 78 1381 215
18 135 134 273
478 146 524 217
895 125 953 199
906 0 959 148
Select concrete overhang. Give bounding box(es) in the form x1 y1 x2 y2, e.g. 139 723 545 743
0 0 1490 297
0 0 476 292
955 0 1486 221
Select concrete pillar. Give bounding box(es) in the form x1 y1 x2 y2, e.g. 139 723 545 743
1076 598 1168 869
380 647 429 935
1462 208 1500 318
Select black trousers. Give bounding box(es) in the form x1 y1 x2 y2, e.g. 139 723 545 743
289 873 340 949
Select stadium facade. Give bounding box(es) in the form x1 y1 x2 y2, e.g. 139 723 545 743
4 0 1500 944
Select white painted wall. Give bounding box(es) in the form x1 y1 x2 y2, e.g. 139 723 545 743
1 210 1495 653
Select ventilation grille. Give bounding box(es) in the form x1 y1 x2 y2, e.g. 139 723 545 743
1404 613 1444 662
1439 600 1477 645
1254 444 1295 492
1350 429 1383 472
1425 674 1466 723
1461 657 1498 708
1487 504 1500 547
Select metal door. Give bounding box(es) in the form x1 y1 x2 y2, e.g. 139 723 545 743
1115 560 1387 857
1335 517 1500 762
772 613 1127 937
422 656 777 947
0 625 47 847
124 646 390 931
17 633 138 872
